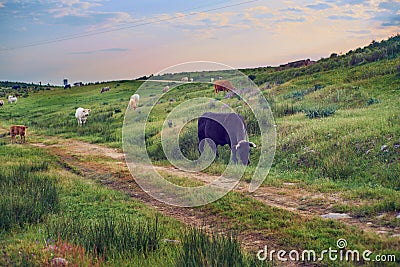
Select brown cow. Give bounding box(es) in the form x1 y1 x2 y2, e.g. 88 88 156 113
214 80 235 94
10 125 28 143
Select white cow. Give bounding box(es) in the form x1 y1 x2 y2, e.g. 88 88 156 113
129 94 140 110
8 95 17 104
75 107 91 126
181 77 188 82
210 78 214 83
162 85 170 93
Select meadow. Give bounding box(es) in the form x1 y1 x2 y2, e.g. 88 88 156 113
0 35 399 266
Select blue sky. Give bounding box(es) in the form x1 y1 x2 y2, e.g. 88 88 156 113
0 0 398 85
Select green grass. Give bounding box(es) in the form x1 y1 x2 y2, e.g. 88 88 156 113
201 191 400 266
0 56 399 211
0 145 269 266
0 147 58 232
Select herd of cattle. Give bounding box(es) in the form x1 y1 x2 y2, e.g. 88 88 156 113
4 78 256 164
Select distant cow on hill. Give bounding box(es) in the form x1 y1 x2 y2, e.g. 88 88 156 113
101 86 110 93
64 84 71 89
129 94 140 110
214 80 235 94
198 112 256 165
8 95 17 104
10 125 28 143
163 86 170 93
0 100 3 107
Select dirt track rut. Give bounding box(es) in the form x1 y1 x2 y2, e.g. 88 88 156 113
30 138 399 258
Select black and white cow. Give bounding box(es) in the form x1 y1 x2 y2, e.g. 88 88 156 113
198 112 256 165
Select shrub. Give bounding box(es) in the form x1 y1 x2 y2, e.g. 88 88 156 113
367 97 381 105
304 105 337 119
179 122 200 160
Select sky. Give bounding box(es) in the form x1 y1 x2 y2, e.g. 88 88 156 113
0 0 398 85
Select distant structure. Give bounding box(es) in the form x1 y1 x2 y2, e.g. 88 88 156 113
63 79 68 86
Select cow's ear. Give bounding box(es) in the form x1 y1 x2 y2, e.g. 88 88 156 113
249 142 256 148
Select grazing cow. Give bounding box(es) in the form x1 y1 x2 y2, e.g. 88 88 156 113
190 78 194 82
8 95 17 104
0 100 3 107
210 78 214 83
181 77 189 82
10 125 28 143
163 85 170 93
75 107 91 126
198 112 256 165
214 80 235 94
129 94 140 110
101 86 110 93
64 84 71 89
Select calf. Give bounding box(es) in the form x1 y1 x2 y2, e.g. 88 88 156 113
129 94 140 110
10 125 28 143
75 107 91 126
8 95 17 104
214 80 235 94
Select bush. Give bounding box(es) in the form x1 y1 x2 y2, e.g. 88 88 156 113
367 97 381 105
304 105 337 119
179 122 200 160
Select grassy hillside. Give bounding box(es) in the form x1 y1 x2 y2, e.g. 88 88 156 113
0 36 398 204
0 36 399 203
0 35 399 265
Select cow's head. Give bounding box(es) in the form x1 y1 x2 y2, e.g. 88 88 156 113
83 109 91 117
235 140 256 165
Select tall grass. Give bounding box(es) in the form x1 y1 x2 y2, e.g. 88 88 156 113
176 227 269 267
0 162 58 232
45 215 161 260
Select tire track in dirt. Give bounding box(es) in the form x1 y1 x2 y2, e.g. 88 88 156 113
30 139 399 254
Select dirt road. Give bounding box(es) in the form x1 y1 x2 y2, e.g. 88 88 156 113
30 138 399 256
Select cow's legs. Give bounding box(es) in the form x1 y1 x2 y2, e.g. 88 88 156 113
198 139 205 154
199 138 218 157
231 147 238 164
